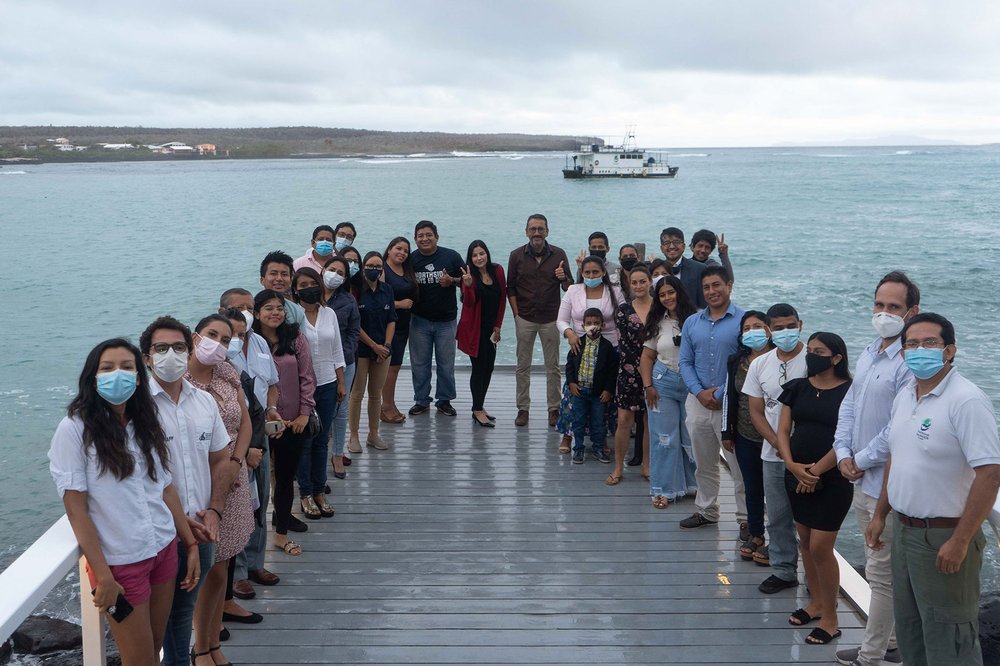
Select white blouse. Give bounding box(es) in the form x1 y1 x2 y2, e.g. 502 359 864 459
643 316 682 370
301 306 346 386
49 416 177 565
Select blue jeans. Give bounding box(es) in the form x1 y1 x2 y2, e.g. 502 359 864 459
763 459 798 582
409 315 457 407
297 380 337 496
734 434 765 537
163 540 216 666
570 386 607 453
647 362 696 500
331 362 355 456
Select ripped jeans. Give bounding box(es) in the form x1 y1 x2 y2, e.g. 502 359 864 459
647 361 696 500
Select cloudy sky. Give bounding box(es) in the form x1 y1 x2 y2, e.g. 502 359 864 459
3 1 999 146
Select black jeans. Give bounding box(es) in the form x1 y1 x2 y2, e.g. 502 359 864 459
733 433 765 537
469 328 497 411
272 430 305 535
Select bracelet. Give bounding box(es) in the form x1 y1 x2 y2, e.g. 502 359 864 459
229 455 243 464
644 385 653 389
206 507 223 519
184 541 198 549
266 405 279 413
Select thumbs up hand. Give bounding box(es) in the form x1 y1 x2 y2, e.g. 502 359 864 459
554 260 567 282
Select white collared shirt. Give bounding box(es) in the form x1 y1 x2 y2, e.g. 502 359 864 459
229 330 279 409
49 416 176 565
887 368 1000 519
301 305 346 385
741 347 807 462
833 337 911 499
150 376 230 516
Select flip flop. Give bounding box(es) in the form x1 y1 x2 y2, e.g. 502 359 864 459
275 541 302 556
652 496 669 509
605 473 622 486
805 627 841 645
788 608 821 626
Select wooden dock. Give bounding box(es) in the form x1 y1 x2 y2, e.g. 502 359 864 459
221 368 864 664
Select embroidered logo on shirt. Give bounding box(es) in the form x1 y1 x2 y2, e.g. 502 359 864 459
917 418 932 441
199 432 210 441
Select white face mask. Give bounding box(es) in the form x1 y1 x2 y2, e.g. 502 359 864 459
323 271 345 289
584 324 601 335
152 348 189 383
241 309 254 329
872 311 905 339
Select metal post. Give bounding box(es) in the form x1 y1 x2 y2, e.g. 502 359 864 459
78 558 106 666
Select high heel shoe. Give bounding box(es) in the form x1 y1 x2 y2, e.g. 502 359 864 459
472 414 495 428
191 649 212 665
209 646 233 666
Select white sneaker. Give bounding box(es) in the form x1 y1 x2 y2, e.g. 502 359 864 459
347 434 362 453
366 433 388 450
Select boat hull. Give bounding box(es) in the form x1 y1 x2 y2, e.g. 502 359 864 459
562 167 679 179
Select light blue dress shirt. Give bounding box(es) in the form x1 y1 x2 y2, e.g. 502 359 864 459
833 336 912 499
679 302 745 400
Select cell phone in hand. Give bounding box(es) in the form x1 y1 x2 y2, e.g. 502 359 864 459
264 420 282 436
92 590 134 623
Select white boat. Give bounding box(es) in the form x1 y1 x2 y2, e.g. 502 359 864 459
562 129 678 179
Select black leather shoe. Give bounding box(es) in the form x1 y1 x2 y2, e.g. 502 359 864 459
272 512 308 533
408 403 430 415
436 401 457 416
758 574 799 594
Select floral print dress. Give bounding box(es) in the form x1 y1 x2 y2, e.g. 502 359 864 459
614 301 645 411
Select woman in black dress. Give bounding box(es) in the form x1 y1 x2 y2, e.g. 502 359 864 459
775 332 853 646
380 237 419 423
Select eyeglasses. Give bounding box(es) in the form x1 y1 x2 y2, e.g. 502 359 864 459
779 362 788 384
364 264 383 270
151 342 188 354
526 226 547 233
336 233 355 241
660 240 684 247
903 338 946 350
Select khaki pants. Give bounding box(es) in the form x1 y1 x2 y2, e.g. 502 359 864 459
514 316 562 412
892 520 985 666
349 357 389 436
853 492 897 664
685 394 746 523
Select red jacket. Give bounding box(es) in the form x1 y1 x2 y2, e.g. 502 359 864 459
457 264 507 358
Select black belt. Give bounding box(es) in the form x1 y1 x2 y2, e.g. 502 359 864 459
897 512 960 529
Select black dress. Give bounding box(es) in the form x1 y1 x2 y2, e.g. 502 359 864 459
778 377 853 532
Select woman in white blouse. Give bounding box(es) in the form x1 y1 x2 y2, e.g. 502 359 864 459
291 268 346 520
49 339 199 666
554 256 624 454
639 275 699 509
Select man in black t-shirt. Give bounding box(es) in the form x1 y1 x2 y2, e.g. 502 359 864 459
408 220 466 416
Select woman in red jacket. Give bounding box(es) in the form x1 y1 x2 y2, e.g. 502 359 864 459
457 240 507 428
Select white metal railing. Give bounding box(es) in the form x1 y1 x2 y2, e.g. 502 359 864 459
0 515 105 665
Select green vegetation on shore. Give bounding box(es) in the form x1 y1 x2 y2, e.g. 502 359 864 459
0 126 601 163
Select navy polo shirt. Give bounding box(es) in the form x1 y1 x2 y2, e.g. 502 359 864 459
357 281 398 359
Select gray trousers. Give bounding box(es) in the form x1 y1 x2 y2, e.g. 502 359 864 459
892 519 985 666
234 448 271 580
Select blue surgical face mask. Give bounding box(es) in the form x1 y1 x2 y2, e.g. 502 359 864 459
348 262 360 277
904 347 945 380
771 328 800 353
227 337 243 359
583 277 603 289
314 240 334 256
741 329 769 351
96 369 138 406
335 237 351 251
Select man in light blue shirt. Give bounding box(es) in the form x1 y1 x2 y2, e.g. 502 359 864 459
833 271 919 666
678 266 747 529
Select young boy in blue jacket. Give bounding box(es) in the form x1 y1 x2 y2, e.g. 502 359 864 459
566 308 619 464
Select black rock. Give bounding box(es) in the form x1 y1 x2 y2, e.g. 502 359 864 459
1 640 12 665
11 615 81 654
38 638 119 666
980 590 1000 665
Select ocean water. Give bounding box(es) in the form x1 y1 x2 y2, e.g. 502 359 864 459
2 145 1000 608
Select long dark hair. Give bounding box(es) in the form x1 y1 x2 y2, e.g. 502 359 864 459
340 245 363 293
578 255 620 309
383 236 420 305
735 310 771 360
465 239 498 285
68 339 169 482
322 256 352 298
252 289 300 357
291 267 322 302
642 275 696 342
808 332 853 381
624 262 652 302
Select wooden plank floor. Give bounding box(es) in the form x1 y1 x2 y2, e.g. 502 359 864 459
222 367 864 664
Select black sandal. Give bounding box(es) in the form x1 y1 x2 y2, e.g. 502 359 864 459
739 536 764 561
805 627 841 645
209 645 233 666
191 649 212 665
788 608 821 626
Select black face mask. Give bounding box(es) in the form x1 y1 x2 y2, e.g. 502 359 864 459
620 257 638 271
364 267 383 282
590 249 608 259
297 286 322 304
805 352 834 377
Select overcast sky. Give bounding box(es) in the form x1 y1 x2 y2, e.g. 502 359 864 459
3 1 999 146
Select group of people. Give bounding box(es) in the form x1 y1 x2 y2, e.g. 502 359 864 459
48 214 999 665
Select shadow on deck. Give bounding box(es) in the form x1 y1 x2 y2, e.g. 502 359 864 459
222 368 864 664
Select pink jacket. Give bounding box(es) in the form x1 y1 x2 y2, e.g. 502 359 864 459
557 283 624 347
